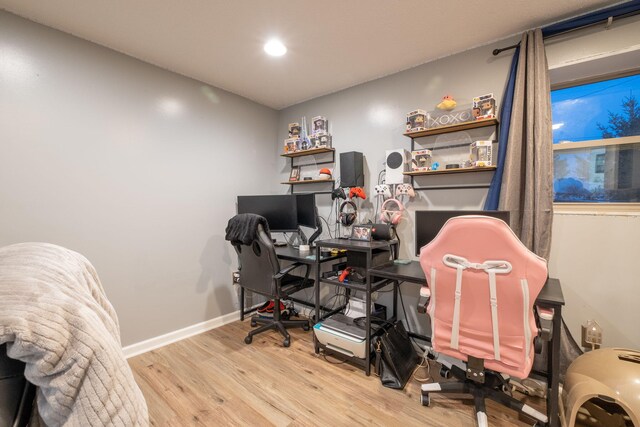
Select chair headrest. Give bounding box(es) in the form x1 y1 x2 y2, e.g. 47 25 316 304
225 214 271 246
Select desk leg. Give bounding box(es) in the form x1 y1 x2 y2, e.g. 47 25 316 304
547 306 562 427
393 280 398 321
240 286 245 321
365 251 372 376
314 246 321 354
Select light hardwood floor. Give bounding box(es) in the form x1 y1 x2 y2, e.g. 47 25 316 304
129 319 545 426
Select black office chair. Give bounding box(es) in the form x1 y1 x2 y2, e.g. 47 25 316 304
227 214 313 347
0 344 36 427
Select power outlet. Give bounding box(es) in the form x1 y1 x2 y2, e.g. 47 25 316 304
581 319 602 350
232 271 240 284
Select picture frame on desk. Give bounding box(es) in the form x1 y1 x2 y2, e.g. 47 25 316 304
289 167 300 182
351 225 372 241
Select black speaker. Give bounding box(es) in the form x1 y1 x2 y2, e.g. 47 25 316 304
340 151 364 188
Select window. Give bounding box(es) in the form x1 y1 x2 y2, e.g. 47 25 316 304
551 71 640 205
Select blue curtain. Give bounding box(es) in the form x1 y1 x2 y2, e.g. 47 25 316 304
543 0 640 37
484 48 519 210
485 0 640 211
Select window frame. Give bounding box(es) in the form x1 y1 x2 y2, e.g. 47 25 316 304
551 68 640 214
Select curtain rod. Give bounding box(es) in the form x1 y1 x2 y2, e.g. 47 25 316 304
492 8 640 56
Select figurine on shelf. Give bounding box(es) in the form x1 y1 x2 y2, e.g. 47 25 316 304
284 137 300 153
470 140 493 167
318 168 332 180
431 162 440 171
316 132 332 148
312 116 328 134
472 93 497 120
288 123 301 138
436 95 457 111
411 149 432 171
299 116 313 150
407 109 427 132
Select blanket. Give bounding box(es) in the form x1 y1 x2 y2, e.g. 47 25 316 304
0 242 148 426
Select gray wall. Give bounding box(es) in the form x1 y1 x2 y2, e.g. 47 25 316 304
2 8 638 349
277 18 640 348
277 37 517 337
0 11 279 346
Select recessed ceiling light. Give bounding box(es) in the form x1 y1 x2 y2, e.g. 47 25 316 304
264 39 287 57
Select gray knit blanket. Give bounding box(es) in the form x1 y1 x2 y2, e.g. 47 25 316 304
0 242 148 426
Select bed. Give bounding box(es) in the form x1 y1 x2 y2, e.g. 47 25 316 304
0 242 148 426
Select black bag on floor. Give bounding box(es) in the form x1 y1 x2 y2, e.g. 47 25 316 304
371 320 420 390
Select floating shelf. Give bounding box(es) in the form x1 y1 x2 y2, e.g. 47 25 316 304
404 118 498 138
281 179 335 185
280 147 335 158
404 166 497 176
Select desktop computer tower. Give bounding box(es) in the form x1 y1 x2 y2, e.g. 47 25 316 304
340 151 364 188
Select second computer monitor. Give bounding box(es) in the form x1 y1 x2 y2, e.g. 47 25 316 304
296 193 317 228
415 210 510 256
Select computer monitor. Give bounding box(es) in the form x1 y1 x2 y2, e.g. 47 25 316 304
415 210 510 256
295 193 317 228
237 195 298 232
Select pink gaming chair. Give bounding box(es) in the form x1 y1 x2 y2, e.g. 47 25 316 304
419 215 548 426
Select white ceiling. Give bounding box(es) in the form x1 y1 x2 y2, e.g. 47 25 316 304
0 0 622 109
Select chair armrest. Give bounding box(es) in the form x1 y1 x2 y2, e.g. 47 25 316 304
417 286 431 314
274 262 310 281
420 286 431 298
536 306 554 341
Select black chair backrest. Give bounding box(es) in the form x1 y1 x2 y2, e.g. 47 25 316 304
236 224 280 297
0 344 29 426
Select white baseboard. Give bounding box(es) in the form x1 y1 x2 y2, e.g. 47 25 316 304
122 310 241 359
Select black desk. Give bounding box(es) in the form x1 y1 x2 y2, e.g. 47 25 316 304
275 245 341 264
275 245 345 312
369 261 565 427
313 238 399 375
240 245 342 321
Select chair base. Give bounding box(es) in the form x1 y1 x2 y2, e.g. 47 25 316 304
421 366 548 427
245 314 310 347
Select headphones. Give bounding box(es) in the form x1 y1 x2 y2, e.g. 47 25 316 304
339 201 358 226
379 198 404 225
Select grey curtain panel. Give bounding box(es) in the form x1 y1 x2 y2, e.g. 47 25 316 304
498 29 553 260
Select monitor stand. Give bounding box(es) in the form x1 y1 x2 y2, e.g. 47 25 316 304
297 206 323 248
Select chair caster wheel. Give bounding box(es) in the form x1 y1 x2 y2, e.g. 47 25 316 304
250 320 257 327
501 384 513 396
440 367 451 379
421 393 431 407
303 324 310 331
283 338 290 347
244 336 252 345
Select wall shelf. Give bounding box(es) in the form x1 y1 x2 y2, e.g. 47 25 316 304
404 117 499 191
280 147 334 158
281 179 335 185
404 118 498 138
404 166 496 176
